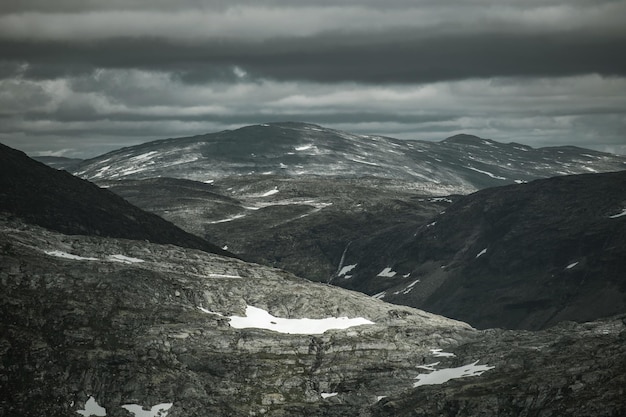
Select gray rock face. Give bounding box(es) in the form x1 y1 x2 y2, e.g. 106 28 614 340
0 218 473 416
372 318 626 417
102 175 451 283
2 219 626 416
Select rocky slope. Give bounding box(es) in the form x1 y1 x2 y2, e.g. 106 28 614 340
0 217 475 416
372 316 626 417
2 218 625 417
3 138 626 416
0 143 230 257
341 170 626 330
101 175 452 282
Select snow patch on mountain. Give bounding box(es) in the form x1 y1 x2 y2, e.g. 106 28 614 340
394 279 420 295
198 305 374 335
107 254 145 264
45 250 145 264
207 214 247 224
430 348 456 358
77 396 106 416
207 273 242 279
609 208 626 219
131 151 159 162
338 264 357 277
45 250 99 261
261 188 279 197
377 267 397 278
566 262 579 270
467 166 507 180
121 403 174 417
413 360 495 387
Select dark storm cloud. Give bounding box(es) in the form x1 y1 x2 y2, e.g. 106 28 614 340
2 29 625 84
1 0 625 157
0 0 621 13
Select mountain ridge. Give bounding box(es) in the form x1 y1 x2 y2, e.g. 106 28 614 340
0 142 232 257
71 122 626 194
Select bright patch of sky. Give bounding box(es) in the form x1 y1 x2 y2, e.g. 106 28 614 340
199 305 374 334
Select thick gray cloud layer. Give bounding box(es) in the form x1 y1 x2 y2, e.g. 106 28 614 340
1 0 625 157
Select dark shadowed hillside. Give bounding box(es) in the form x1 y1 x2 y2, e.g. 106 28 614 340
0 143 231 257
343 170 626 330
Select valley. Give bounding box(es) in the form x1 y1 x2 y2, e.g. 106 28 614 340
2 123 626 416
70 123 626 330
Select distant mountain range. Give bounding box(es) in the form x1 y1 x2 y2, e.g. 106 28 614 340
32 155 83 171
71 122 626 195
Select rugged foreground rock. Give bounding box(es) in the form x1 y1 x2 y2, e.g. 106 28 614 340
2 218 626 416
0 218 473 416
373 318 626 417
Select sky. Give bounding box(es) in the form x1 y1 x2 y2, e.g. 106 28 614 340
1 0 625 158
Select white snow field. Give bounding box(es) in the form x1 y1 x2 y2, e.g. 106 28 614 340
199 305 374 335
121 403 174 417
45 250 145 264
45 250 99 261
413 360 495 387
377 267 397 277
609 208 626 219
77 396 106 416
